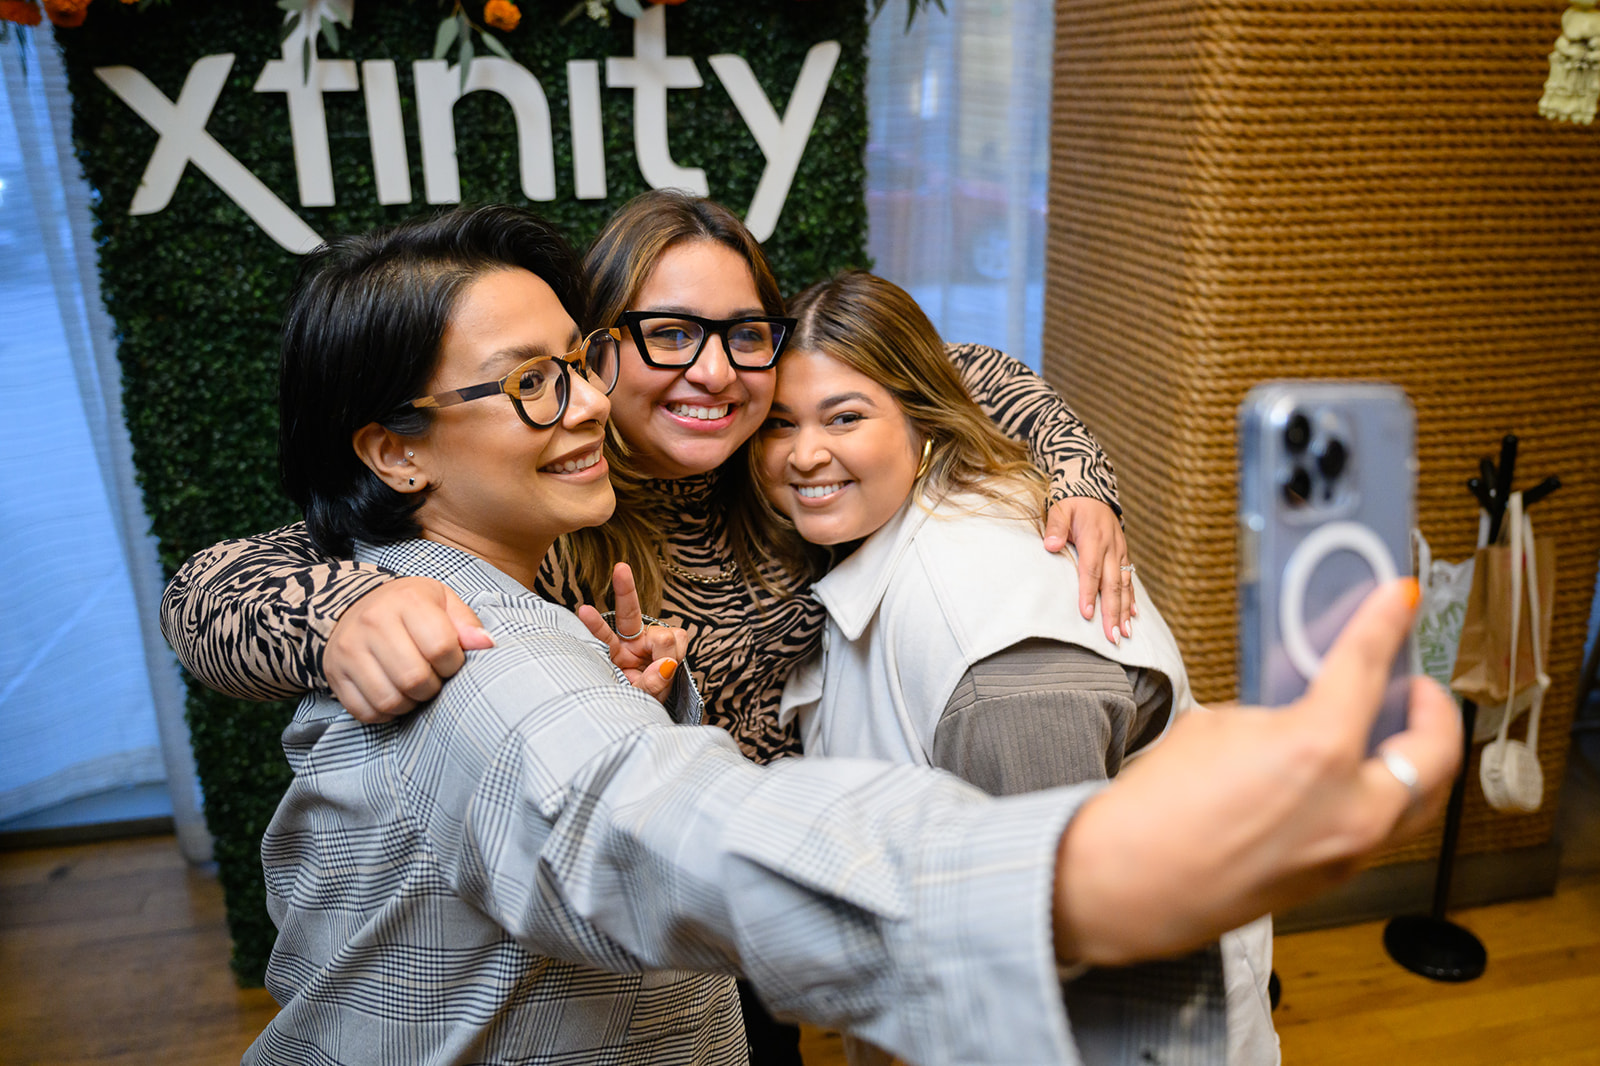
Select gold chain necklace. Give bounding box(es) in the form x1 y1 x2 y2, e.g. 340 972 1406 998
660 553 742 586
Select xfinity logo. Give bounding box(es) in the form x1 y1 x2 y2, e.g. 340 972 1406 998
93 6 839 252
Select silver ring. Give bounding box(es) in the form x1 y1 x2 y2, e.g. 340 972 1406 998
599 611 648 641
1120 564 1136 573
1381 749 1421 800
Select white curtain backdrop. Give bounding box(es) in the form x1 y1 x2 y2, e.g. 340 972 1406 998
865 0 1053 369
0 32 209 861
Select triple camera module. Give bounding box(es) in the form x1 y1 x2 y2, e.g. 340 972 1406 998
1281 408 1348 508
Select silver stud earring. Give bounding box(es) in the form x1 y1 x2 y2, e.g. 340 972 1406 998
408 477 415 486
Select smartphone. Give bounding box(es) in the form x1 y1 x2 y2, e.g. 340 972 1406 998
1238 381 1418 752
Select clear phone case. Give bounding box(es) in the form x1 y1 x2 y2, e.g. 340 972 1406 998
1238 381 1418 751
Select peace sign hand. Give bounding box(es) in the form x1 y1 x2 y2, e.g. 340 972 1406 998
577 563 689 705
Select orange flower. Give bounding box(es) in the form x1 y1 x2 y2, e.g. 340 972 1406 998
483 0 519 32
42 0 89 28
0 0 42 26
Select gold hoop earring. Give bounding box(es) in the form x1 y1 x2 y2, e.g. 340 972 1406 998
914 437 933 481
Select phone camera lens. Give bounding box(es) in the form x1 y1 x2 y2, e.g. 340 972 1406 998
1284 412 1311 453
1317 438 1347 481
1282 466 1312 506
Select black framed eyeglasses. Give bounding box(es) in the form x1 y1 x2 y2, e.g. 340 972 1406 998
390 328 622 429
619 311 798 370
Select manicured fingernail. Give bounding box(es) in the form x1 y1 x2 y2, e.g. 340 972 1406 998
1122 621 1132 638
659 659 678 681
1110 629 1120 645
469 626 495 647
1402 577 1421 609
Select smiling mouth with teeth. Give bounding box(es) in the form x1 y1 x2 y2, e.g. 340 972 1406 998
667 402 732 421
795 482 847 499
543 450 603 474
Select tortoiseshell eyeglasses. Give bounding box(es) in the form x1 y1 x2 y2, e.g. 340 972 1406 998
390 328 622 429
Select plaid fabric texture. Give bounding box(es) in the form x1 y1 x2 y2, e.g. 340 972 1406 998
247 539 1089 1065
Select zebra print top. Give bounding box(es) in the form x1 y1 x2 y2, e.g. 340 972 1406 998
159 343 1121 765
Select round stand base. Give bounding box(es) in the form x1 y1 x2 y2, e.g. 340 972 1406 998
1382 914 1486 982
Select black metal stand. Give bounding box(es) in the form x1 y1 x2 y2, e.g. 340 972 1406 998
1382 435 1558 983
1382 699 1487 981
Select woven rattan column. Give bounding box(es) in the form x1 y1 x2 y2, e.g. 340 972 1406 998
1045 1 1600 876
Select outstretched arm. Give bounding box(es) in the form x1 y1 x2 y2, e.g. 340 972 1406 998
439 579 1453 1059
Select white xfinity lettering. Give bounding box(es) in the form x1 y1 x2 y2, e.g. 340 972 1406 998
95 55 322 254
96 7 838 252
606 4 708 196
252 16 358 208
414 57 556 205
709 42 840 242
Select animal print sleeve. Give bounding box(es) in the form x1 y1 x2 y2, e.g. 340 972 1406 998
945 342 1121 517
159 523 395 700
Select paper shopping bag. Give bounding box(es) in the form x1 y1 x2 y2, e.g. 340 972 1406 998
1449 524 1555 735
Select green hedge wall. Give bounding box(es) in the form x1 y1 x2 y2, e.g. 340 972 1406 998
56 0 867 984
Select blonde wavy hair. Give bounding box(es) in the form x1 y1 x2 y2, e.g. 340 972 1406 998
758 271 1047 572
559 189 798 611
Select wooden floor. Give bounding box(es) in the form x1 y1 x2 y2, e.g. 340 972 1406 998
4 734 1598 1065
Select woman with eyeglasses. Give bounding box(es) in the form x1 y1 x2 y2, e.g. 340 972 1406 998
161 190 1129 1064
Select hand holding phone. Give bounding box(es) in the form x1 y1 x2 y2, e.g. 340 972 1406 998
1237 382 1418 752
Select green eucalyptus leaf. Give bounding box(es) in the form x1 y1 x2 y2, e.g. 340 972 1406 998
275 0 306 12
614 0 646 19
320 15 339 53
433 14 459 59
458 32 475 92
480 30 512 62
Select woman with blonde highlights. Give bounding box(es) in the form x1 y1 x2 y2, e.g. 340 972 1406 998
758 271 1278 1066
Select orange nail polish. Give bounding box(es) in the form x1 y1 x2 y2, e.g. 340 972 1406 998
659 659 678 681
1402 577 1421 609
